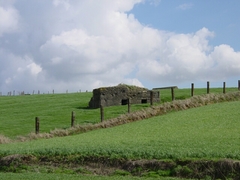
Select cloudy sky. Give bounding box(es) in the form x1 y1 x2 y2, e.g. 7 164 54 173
0 0 240 93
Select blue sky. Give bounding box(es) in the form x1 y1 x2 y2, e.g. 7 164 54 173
0 0 240 93
131 1 240 51
130 0 240 88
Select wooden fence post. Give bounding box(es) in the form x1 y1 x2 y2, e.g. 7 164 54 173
100 105 104 122
158 91 161 103
171 87 175 101
238 80 240 91
128 98 131 113
223 82 226 94
71 111 75 127
35 117 40 134
191 83 194 96
207 81 210 94
150 91 153 106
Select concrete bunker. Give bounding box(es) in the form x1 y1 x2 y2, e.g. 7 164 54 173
88 84 160 108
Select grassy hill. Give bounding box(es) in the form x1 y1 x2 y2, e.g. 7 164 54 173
1 100 240 159
0 87 240 179
0 87 237 138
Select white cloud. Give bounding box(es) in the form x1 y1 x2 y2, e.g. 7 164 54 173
0 5 19 36
209 44 240 78
0 0 239 93
26 62 42 75
52 0 70 10
137 28 216 83
148 0 161 6
177 3 193 10
0 49 43 92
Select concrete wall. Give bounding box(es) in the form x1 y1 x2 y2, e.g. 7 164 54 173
88 85 159 108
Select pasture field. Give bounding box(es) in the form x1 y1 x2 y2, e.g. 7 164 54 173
0 100 240 159
0 87 237 138
0 88 240 179
0 100 239 179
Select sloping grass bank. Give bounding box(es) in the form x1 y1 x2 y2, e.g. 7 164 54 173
0 94 240 178
1 99 240 159
0 172 181 180
1 91 240 179
0 87 237 138
1 155 239 179
3 91 239 143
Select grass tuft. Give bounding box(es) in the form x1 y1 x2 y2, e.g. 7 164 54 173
16 133 54 142
0 134 12 144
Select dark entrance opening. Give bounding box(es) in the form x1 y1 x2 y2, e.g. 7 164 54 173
141 99 147 104
121 99 128 105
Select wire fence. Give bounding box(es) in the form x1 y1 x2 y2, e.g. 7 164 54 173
0 80 240 96
0 89 90 96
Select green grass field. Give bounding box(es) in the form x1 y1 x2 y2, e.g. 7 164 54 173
0 87 237 138
0 173 183 180
1 100 239 160
0 87 240 179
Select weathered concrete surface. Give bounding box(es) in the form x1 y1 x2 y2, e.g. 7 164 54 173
88 84 159 108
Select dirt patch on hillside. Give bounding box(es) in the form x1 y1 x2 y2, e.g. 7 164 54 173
1 155 240 179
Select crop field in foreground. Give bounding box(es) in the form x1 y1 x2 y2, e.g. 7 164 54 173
0 87 237 138
1 100 239 160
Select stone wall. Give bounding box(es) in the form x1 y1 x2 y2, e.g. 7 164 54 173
88 84 160 108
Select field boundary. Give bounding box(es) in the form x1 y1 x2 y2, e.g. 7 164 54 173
0 154 240 179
